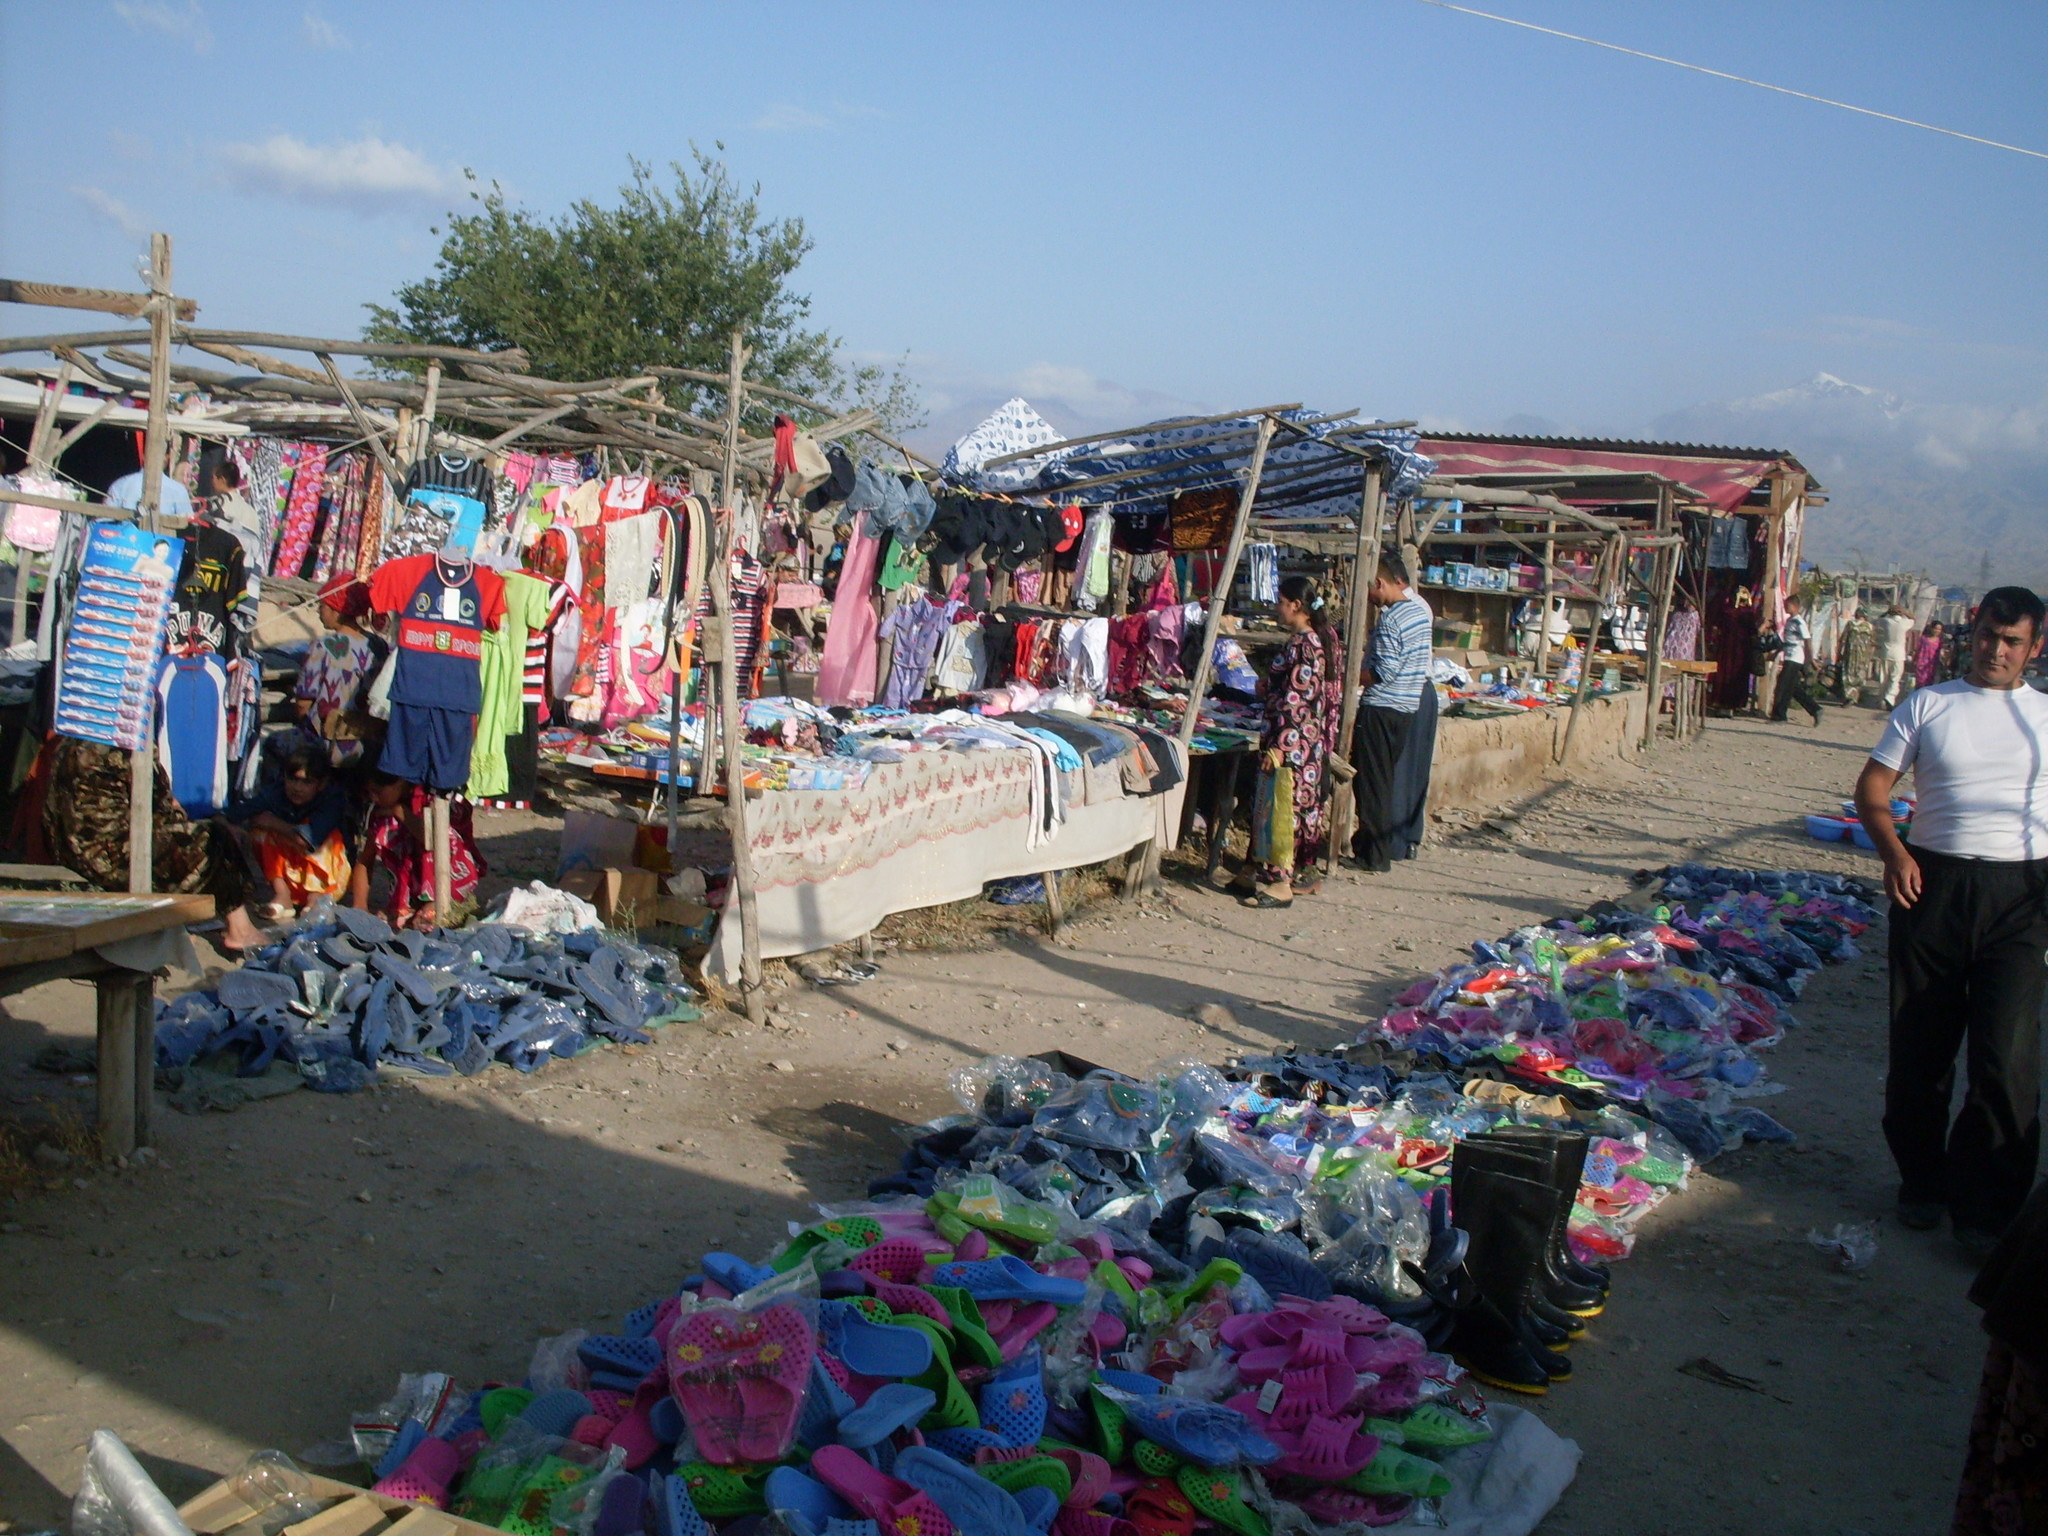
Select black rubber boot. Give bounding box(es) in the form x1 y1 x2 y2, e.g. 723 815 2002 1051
1478 1125 1613 1291
1459 1132 1607 1314
1444 1154 1573 1390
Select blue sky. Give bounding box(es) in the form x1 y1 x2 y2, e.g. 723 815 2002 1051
3 0 2045 446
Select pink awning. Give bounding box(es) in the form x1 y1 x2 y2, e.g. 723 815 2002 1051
1417 438 1794 513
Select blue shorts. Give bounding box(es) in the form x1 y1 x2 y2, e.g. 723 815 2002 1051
381 704 475 792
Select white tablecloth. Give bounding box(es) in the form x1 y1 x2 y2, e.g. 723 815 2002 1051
708 742 1184 981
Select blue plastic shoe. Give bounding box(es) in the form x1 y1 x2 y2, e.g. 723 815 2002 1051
579 1334 664 1380
820 1301 935 1378
765 1466 855 1531
701 1253 776 1294
1013 1484 1061 1533
1110 1392 1281 1468
1225 1228 1331 1303
652 1472 712 1536
979 1347 1048 1447
519 1388 595 1437
926 1425 1011 1460
894 1446 1035 1536
837 1383 936 1449
927 1256 1087 1306
798 1357 858 1451
373 1419 425 1480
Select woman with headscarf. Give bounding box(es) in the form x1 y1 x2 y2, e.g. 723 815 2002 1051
1245 575 1340 908
1914 620 1946 689
293 574 385 767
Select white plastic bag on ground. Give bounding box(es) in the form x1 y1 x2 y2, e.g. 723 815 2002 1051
494 881 602 936
1374 1406 1581 1536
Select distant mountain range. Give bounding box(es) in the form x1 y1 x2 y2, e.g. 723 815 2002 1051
1652 374 2048 591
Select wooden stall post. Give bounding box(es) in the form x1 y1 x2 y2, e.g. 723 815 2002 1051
1327 464 1384 864
1557 532 1620 767
713 328 768 1023
1640 484 1678 751
128 234 177 896
414 360 442 462
431 794 452 922
95 974 142 1158
1535 517 1557 677
1176 416 1276 748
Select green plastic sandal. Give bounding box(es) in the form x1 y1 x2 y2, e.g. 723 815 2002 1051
477 1387 536 1438
928 1179 1062 1245
1132 1438 1185 1477
1388 1403 1490 1450
1342 1444 1453 1499
1088 1380 1130 1462
674 1462 769 1518
891 1314 980 1430
496 1456 594 1536
1173 1466 1269 1536
977 1454 1072 1502
928 1284 1004 1369
1165 1258 1244 1314
770 1215 885 1273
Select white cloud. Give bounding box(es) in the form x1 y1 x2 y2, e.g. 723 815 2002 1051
752 103 834 132
889 354 1211 456
72 185 150 241
112 0 212 51
301 5 348 48
218 133 457 214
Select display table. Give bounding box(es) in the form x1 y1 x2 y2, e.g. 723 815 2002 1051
708 743 1185 981
0 891 211 1157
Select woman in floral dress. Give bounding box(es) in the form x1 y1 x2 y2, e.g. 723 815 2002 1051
1246 575 1341 908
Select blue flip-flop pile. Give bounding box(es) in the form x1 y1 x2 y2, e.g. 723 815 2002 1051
153 898 700 1094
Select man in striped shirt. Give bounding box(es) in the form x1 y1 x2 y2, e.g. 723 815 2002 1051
1351 557 1434 871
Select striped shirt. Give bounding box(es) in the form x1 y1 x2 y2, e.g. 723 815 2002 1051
1364 591 1433 713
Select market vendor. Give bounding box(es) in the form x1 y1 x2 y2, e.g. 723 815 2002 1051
224 745 352 919
1351 556 1432 873
1245 575 1339 907
1856 585 2048 1257
292 573 385 767
350 768 485 930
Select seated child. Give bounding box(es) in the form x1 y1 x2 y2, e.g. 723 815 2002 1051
350 769 485 930
224 746 352 918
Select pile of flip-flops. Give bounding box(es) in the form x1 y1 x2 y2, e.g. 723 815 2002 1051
356 1197 1490 1536
153 898 700 1094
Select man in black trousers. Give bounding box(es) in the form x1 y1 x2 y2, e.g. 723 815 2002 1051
1350 557 1433 872
1856 585 2048 1259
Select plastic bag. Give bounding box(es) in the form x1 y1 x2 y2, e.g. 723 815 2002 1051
950 1055 1070 1125
1807 1221 1877 1272
528 1329 592 1393
350 1372 464 1468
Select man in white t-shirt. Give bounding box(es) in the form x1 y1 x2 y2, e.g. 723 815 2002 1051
1856 586 2048 1255
1878 605 1918 707
1768 594 1822 725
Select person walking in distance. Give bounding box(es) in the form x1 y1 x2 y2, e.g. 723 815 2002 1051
1855 585 2048 1259
1769 593 1823 724
1878 604 1918 708
1350 556 1432 873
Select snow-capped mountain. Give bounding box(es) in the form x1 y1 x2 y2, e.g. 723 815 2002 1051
1654 376 2048 590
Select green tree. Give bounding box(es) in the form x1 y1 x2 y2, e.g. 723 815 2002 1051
366 152 920 432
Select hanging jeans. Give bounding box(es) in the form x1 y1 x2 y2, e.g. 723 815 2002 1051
1884 847 2048 1234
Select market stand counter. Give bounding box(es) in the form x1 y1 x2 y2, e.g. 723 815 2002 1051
707 738 1185 981
0 890 212 1156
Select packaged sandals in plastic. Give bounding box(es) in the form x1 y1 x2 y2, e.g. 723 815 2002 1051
667 1263 819 1466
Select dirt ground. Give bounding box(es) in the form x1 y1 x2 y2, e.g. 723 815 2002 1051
0 707 2000 1536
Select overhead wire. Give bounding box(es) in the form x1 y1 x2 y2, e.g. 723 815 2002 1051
1410 0 2048 163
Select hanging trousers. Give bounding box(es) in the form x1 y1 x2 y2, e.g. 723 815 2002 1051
1884 847 2048 1233
1350 704 1415 872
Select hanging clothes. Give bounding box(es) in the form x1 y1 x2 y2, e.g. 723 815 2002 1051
366 554 507 791
816 512 883 708
270 444 328 577
155 652 230 818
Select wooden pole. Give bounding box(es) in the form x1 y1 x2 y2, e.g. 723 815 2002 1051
431 794 452 925
714 328 767 1023
1177 415 1276 747
1640 486 1678 751
1535 517 1557 677
1327 464 1384 863
1558 533 1620 767
127 235 175 897
415 361 442 464
95 975 141 1159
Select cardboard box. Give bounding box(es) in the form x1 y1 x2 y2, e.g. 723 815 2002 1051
558 866 661 923
181 1475 492 1536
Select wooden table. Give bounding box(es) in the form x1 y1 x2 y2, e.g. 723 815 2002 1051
0 891 213 1157
1663 659 1717 741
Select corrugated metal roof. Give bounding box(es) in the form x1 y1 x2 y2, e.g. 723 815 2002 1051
1420 430 1802 465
